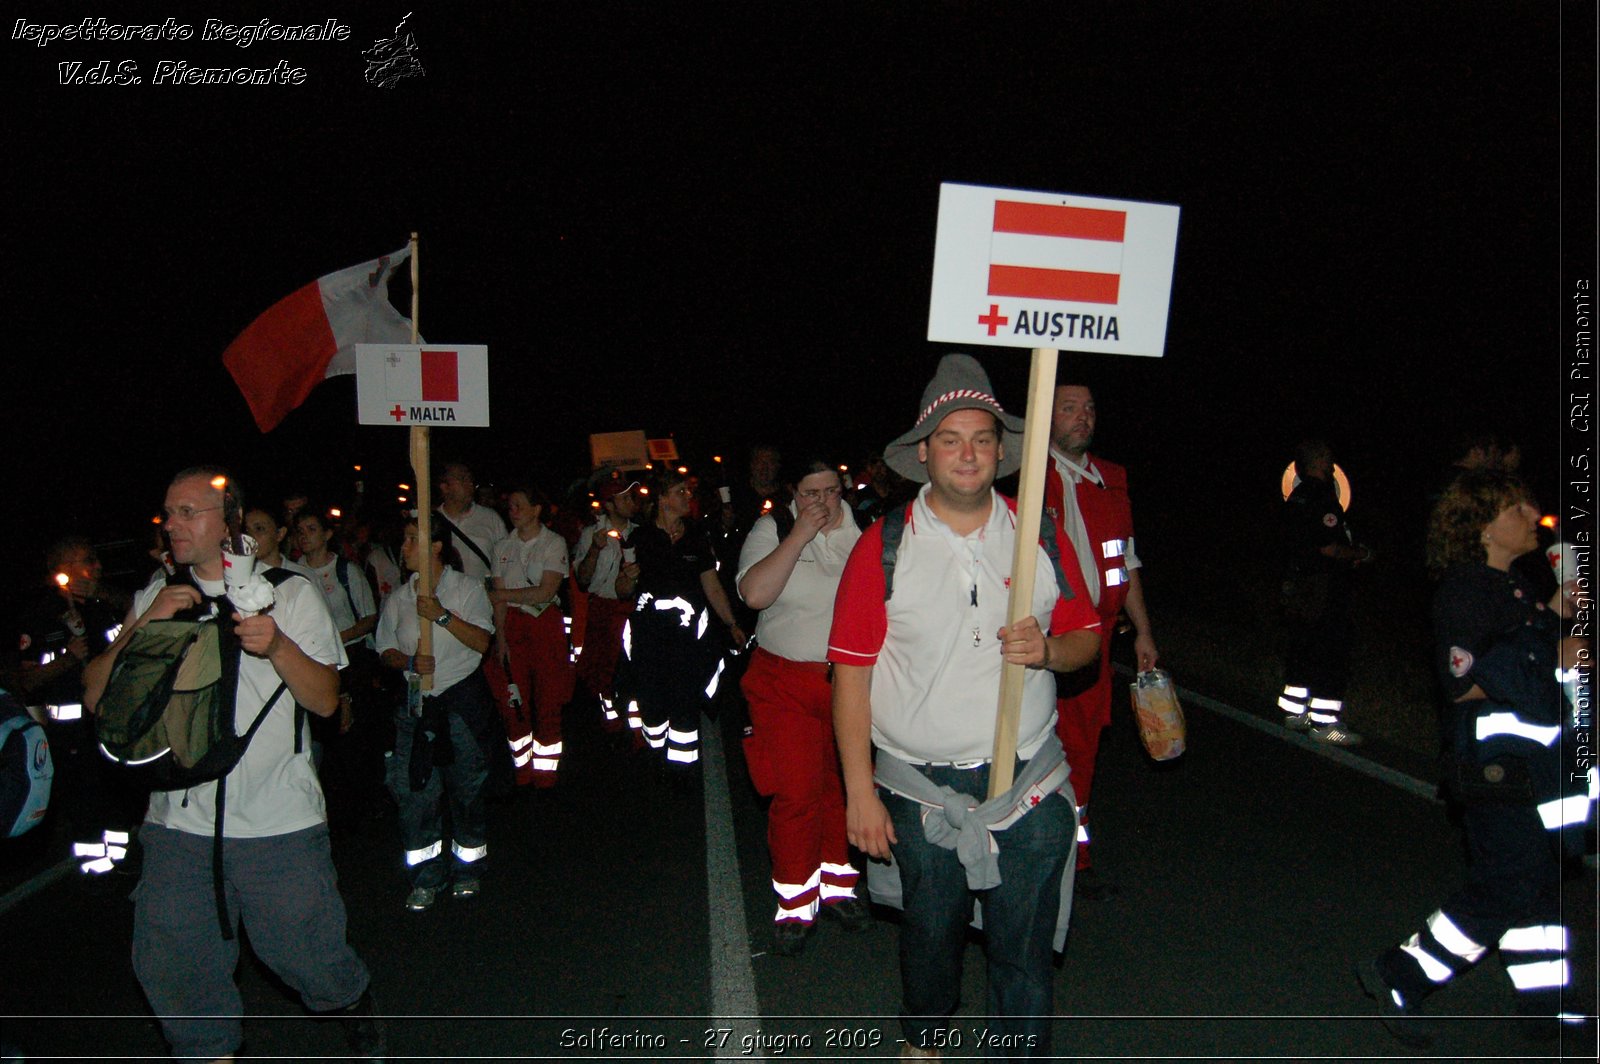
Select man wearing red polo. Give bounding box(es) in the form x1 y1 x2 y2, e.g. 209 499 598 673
1045 382 1158 899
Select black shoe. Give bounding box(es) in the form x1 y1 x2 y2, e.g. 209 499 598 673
1073 866 1119 900
334 988 387 1060
771 920 813 957
820 897 873 933
1356 958 1435 1048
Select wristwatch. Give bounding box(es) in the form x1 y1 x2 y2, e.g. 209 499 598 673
435 610 454 628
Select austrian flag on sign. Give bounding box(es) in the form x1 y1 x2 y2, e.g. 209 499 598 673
355 344 491 427
988 200 1126 305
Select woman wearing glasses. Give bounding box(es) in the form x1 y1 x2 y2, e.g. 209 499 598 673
615 470 744 777
735 457 868 956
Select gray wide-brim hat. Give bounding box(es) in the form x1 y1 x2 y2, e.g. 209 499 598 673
883 353 1025 483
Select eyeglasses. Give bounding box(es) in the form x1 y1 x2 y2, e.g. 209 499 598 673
163 505 223 522
797 486 843 502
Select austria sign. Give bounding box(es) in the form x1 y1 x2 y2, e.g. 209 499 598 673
356 344 490 426
928 182 1180 356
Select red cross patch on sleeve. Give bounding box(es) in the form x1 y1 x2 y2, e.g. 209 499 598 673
1448 646 1473 678
1322 513 1338 528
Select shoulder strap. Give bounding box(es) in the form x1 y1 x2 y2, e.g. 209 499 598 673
434 511 494 570
333 557 360 619
879 502 912 602
1036 509 1076 603
770 505 795 541
212 680 286 940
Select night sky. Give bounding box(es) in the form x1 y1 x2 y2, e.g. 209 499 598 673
5 1 1594 600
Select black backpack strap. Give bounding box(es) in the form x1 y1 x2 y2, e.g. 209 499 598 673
213 680 288 940
1036 510 1076 603
770 504 795 541
879 502 912 602
434 511 494 572
334 557 361 621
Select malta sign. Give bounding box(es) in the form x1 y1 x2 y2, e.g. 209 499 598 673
356 344 490 427
928 182 1180 357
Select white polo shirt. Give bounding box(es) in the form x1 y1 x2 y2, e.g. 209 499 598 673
828 486 1100 764
283 555 377 649
491 526 569 616
573 520 636 598
376 567 495 695
737 503 860 663
438 502 508 583
140 569 347 838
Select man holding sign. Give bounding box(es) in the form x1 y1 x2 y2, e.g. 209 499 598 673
829 354 1100 1058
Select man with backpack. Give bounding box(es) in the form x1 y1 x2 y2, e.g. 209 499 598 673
84 466 382 1062
828 354 1102 1059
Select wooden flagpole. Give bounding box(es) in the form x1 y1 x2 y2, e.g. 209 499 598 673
406 232 435 692
988 346 1059 798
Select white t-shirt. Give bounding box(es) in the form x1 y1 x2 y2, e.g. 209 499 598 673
829 487 1099 764
491 526 570 616
572 520 636 598
438 503 508 583
375 567 495 695
283 555 377 649
367 546 403 608
736 503 860 663
140 569 348 838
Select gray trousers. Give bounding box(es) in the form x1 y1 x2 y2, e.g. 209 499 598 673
132 823 370 1060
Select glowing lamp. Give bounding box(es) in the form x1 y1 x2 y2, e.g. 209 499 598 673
398 483 411 491
1280 462 1351 510
353 465 362 472
55 572 70 589
677 465 688 475
1540 515 1557 529
209 475 228 490
713 456 722 464
329 508 342 519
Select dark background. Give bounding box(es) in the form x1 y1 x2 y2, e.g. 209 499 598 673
4 1 1592 606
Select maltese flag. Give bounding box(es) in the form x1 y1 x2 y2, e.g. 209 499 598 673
385 349 460 403
223 247 417 431
987 201 1126 305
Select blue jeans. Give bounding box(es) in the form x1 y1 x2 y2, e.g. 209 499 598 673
386 676 491 890
882 760 1073 1059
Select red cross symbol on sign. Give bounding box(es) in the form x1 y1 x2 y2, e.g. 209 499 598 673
389 405 407 422
978 304 1010 336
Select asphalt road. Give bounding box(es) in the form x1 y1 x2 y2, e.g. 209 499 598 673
3 675 1596 1061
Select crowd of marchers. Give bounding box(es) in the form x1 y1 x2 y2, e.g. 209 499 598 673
1 355 1591 1061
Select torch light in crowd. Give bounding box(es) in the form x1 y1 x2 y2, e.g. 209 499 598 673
151 515 162 524
606 529 621 541
55 572 70 591
713 456 722 464
398 496 409 504
636 486 649 496
329 508 342 519
590 499 602 510
1540 515 1557 529
761 499 773 514
354 465 362 472
677 465 688 475
399 483 411 491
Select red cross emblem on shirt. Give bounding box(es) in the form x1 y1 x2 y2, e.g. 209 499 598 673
1028 794 1041 806
1448 646 1473 678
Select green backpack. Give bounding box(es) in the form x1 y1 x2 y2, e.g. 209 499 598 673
96 568 296 789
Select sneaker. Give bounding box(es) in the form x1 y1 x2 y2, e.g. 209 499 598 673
1356 958 1435 1048
1283 713 1311 732
771 920 813 957
452 878 481 900
820 897 873 932
1310 723 1363 746
333 989 387 1060
404 886 437 912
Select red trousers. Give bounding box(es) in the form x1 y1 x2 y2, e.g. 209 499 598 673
1054 631 1114 869
740 648 857 924
577 595 631 731
483 609 574 787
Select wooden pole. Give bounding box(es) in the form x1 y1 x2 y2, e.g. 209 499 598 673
406 232 435 692
987 346 1059 798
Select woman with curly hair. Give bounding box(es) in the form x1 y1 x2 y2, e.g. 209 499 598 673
1358 470 1589 1046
